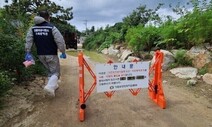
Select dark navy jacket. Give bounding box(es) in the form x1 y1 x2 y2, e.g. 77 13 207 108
32 22 57 55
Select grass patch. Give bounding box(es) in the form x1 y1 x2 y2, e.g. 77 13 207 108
66 50 79 57
66 50 109 63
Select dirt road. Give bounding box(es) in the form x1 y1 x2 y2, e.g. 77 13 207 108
1 52 212 127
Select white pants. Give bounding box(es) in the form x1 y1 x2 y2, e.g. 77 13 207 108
38 55 60 78
46 75 58 90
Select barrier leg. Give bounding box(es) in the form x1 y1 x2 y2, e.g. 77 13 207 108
78 52 97 121
78 52 85 121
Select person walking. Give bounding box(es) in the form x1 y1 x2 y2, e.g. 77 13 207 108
25 10 66 97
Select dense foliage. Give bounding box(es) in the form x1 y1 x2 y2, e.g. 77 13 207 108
125 25 160 52
0 71 12 97
83 1 212 54
84 25 123 52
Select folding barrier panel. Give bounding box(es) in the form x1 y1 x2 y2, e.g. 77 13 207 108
148 50 166 109
78 50 166 122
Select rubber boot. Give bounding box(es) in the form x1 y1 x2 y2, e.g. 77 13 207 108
44 75 59 97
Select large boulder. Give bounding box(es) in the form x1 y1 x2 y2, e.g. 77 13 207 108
161 50 175 70
202 73 212 85
192 53 211 69
151 50 175 71
186 46 211 69
204 43 212 51
120 49 133 62
124 56 141 62
101 48 108 55
108 45 119 56
170 67 198 79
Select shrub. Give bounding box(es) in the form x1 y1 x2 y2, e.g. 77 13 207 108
0 71 12 98
198 62 211 75
0 33 25 70
19 60 47 81
0 33 46 82
168 63 178 69
125 25 160 53
174 50 192 66
198 67 208 75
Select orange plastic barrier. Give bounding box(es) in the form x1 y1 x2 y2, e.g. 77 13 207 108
148 50 166 109
78 50 166 122
78 52 96 121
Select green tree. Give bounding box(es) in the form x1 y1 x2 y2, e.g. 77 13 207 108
157 20 179 49
171 0 212 48
123 4 163 27
3 0 74 36
4 0 73 21
83 28 106 50
90 26 95 33
125 25 160 53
